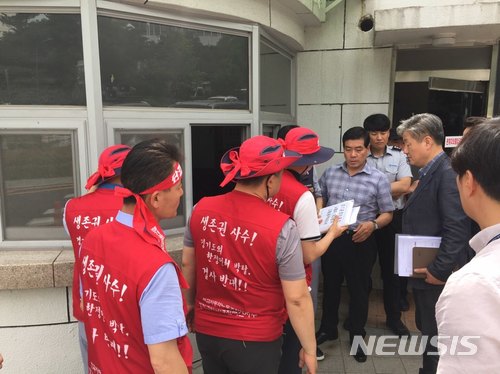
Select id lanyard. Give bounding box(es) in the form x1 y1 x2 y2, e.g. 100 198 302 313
487 233 500 246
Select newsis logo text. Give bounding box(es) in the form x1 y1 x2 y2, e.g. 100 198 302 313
350 335 480 356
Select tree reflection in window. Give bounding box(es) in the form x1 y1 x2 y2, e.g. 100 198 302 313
98 17 249 109
0 13 85 105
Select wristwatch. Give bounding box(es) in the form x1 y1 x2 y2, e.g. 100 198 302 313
371 220 379 230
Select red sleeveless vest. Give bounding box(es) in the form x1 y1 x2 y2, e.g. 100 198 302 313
65 187 123 321
191 190 290 341
268 170 313 285
81 221 192 373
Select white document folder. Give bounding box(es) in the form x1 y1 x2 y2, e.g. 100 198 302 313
319 200 360 234
395 234 442 276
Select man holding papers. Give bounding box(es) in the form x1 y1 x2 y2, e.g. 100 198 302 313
436 118 500 373
397 113 471 374
317 127 394 362
269 126 346 370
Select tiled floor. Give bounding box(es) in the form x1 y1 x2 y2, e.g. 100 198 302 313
191 287 423 374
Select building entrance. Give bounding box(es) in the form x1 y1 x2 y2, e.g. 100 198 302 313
393 78 487 138
191 125 246 205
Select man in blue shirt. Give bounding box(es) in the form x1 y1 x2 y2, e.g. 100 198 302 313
316 127 394 362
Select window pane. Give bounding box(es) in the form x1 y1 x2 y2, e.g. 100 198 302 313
260 42 291 114
99 17 249 109
118 131 185 229
0 13 85 105
0 133 77 240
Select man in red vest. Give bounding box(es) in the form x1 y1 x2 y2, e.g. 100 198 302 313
80 139 192 373
64 144 131 372
271 126 346 371
182 136 317 374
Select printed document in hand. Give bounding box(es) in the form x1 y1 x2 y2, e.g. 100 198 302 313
395 234 442 276
319 200 360 234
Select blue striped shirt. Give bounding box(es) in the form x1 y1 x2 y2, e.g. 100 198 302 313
319 162 394 229
418 151 445 179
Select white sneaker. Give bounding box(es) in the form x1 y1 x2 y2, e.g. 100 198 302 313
316 347 325 361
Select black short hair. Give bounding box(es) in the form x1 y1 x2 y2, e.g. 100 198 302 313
463 116 486 130
121 138 181 204
277 125 299 140
363 114 390 132
451 118 500 201
342 126 370 147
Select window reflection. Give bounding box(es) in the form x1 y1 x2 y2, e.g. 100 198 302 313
0 133 77 240
260 42 291 114
99 17 249 109
0 13 85 105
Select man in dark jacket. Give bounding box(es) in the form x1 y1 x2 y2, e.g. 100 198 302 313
397 113 472 374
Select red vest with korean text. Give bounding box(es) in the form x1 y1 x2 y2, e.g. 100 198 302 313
191 190 290 342
268 170 313 285
65 188 123 321
81 221 193 374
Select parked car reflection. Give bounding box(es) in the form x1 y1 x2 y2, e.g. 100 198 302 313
171 96 247 109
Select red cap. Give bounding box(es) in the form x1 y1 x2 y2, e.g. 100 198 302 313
219 136 301 187
85 144 131 190
284 127 334 166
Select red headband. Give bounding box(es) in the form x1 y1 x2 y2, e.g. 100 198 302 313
115 162 183 251
85 145 131 190
220 150 269 187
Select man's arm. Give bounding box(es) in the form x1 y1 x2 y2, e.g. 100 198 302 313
281 279 317 374
294 192 346 264
140 264 189 373
148 340 188 374
390 176 411 197
277 221 316 373
301 216 347 263
181 246 196 331
427 167 471 282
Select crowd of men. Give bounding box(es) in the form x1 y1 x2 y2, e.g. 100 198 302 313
51 113 499 374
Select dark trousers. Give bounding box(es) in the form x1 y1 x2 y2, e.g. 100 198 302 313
374 209 403 322
413 287 444 374
196 332 282 374
320 232 377 342
278 319 301 374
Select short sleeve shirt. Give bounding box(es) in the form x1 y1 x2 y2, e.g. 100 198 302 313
319 162 394 229
367 146 412 209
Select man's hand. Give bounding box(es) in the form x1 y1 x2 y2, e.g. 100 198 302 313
299 348 317 374
0 353 4 369
326 216 348 239
413 268 445 285
185 304 195 333
352 221 375 243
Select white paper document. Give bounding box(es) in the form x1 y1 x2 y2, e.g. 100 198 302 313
319 200 360 233
395 234 442 276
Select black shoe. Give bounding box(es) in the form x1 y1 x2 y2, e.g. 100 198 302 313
316 347 325 361
315 329 339 345
352 346 367 363
343 318 351 331
400 298 410 312
386 320 410 337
